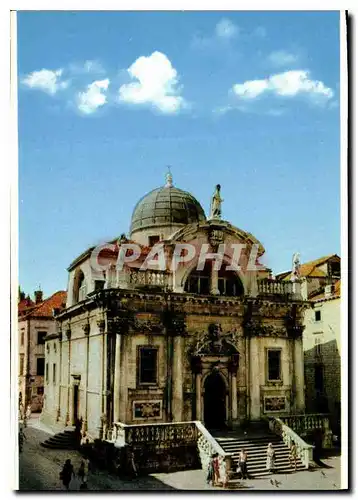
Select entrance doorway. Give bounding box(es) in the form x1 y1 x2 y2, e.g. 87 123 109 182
72 385 79 425
204 371 226 430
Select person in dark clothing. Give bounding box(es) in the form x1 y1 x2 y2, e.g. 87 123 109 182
60 459 75 491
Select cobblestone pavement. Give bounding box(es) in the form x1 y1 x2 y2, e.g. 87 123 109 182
18 416 342 491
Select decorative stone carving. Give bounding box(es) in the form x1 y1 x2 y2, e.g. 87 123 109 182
132 317 163 334
133 401 162 420
97 319 105 333
188 323 240 356
264 396 286 412
209 229 224 251
82 323 90 336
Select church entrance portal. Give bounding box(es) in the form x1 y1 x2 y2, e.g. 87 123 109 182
204 371 226 430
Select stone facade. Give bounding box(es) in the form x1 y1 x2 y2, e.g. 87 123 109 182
18 291 66 412
41 178 308 440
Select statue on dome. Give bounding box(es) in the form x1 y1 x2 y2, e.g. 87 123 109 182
165 166 173 187
210 184 223 219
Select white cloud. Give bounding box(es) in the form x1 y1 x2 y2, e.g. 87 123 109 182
268 50 298 67
77 79 110 114
118 51 185 114
215 18 238 39
232 70 334 102
22 68 69 95
69 60 105 75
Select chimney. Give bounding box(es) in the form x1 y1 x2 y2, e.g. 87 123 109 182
34 290 43 304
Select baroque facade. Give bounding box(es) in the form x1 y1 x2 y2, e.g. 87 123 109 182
42 174 308 440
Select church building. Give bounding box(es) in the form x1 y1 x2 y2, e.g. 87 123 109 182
42 173 308 440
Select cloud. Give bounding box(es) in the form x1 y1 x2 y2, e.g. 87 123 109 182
22 68 69 95
267 50 298 67
77 79 110 114
232 70 334 103
69 60 105 75
215 18 238 39
192 18 239 49
118 51 185 114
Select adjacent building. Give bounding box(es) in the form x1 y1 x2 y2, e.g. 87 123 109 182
277 255 341 435
18 289 67 412
41 174 309 441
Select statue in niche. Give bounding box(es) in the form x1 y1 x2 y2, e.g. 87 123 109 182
210 184 223 219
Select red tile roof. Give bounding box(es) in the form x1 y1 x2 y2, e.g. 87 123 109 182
19 291 67 319
277 254 340 281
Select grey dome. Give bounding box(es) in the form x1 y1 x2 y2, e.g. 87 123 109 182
130 185 206 234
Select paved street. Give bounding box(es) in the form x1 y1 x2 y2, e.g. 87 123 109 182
18 416 342 491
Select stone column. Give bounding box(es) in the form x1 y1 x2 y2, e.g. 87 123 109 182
196 373 202 420
229 354 239 422
83 322 90 432
65 326 71 426
191 356 202 421
118 334 128 423
294 336 305 412
56 327 63 422
113 333 122 422
249 337 261 420
210 261 220 295
172 335 184 422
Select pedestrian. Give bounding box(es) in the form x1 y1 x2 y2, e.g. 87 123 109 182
128 449 138 478
19 428 26 453
212 453 221 486
206 455 214 485
60 459 75 491
266 443 276 474
238 449 248 479
26 404 32 421
78 457 90 485
289 443 297 471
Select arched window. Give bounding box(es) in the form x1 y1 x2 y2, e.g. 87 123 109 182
217 268 244 297
184 262 211 295
73 269 86 304
184 262 244 297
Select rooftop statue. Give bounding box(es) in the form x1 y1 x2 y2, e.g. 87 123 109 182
210 184 223 219
291 252 301 281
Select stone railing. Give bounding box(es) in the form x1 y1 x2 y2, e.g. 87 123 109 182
269 417 314 469
195 421 233 474
258 279 294 296
129 269 169 288
107 420 232 474
280 414 332 448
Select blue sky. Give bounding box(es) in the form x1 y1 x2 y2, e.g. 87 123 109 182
17 11 341 297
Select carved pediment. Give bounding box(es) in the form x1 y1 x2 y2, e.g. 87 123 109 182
188 323 240 356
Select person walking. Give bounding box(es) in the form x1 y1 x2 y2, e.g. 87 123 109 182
206 455 214 485
60 459 75 491
25 404 32 421
289 443 297 471
212 453 221 486
266 443 276 474
238 449 248 479
19 428 26 453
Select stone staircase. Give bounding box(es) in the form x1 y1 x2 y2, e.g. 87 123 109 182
214 431 306 477
41 428 79 450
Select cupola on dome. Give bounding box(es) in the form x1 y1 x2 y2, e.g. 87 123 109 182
130 172 206 234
